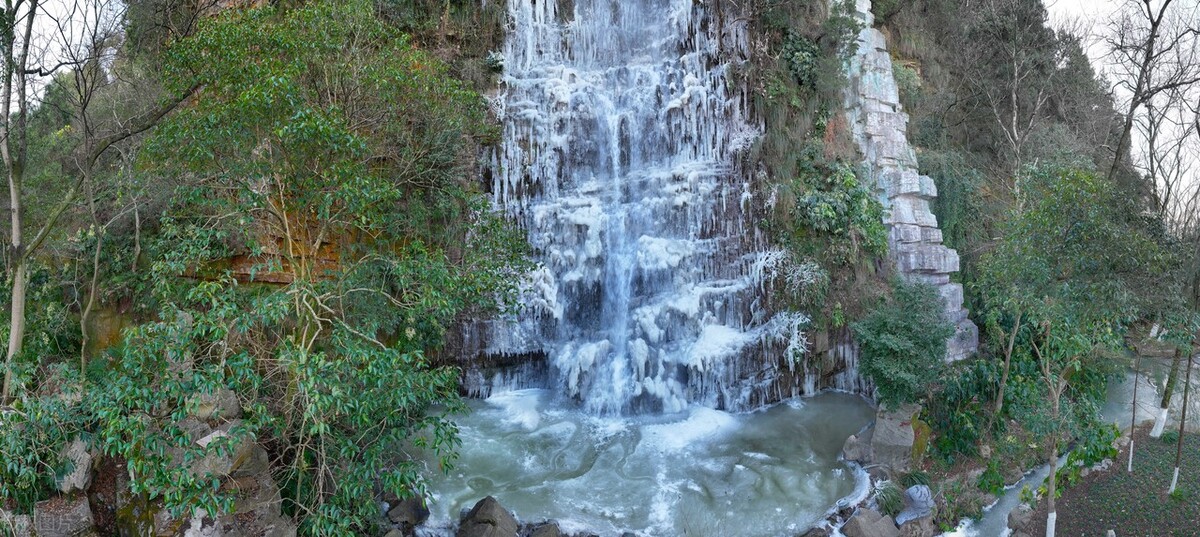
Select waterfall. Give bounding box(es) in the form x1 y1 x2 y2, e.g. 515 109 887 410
480 0 824 413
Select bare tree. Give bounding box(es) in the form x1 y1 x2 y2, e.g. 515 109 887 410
2 0 197 403
961 0 1065 206
1103 0 1200 191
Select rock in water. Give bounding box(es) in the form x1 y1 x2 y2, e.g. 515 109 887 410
528 522 563 537
457 496 518 537
842 508 900 537
387 497 430 530
1008 503 1034 532
842 428 875 463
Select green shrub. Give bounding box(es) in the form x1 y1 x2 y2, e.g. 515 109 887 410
782 31 821 91
0 378 88 512
1162 430 1180 444
977 459 1005 495
901 470 931 488
926 358 1000 462
892 58 921 105
875 482 904 517
853 280 955 409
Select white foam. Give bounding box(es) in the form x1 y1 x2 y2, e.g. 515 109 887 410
485 389 544 431
641 406 737 452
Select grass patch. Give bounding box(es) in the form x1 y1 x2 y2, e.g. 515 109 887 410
1025 427 1200 537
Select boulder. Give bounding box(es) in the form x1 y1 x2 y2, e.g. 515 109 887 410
842 427 874 463
176 473 293 537
387 497 430 530
1008 503 1034 531
894 485 934 525
457 496 518 537
56 439 94 494
842 508 900 537
528 522 563 537
870 405 919 473
190 421 269 479
190 388 242 421
34 495 95 537
0 509 33 537
898 516 936 537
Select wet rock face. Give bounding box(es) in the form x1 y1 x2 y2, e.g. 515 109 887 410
460 0 874 413
457 496 519 537
844 0 979 361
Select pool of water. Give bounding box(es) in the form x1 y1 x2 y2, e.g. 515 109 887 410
418 390 875 537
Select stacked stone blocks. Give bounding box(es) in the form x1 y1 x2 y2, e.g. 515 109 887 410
846 0 978 360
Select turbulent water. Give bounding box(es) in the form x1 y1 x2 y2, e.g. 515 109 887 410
419 391 874 537
480 0 833 414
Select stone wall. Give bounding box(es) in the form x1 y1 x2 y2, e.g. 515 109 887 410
844 0 978 361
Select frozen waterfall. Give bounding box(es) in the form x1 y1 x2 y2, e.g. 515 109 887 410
476 0 853 413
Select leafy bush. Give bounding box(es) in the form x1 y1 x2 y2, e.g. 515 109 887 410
782 31 821 91
926 358 999 461
977 458 1005 495
1054 422 1119 490
0 377 88 512
778 143 888 268
853 280 955 409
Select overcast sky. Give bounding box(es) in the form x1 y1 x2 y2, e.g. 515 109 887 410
1045 0 1199 222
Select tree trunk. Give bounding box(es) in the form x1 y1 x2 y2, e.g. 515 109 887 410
1170 351 1193 494
990 311 1023 433
1129 351 1140 472
2 261 28 402
1 0 37 405
1153 348 1184 437
1046 397 1059 537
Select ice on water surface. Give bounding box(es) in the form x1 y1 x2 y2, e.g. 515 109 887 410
420 390 875 537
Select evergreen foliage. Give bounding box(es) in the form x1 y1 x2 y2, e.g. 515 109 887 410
853 280 954 409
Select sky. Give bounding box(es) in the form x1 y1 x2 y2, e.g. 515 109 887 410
1046 0 1200 225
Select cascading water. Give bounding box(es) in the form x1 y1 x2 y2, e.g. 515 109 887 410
483 0 825 414
420 3 881 535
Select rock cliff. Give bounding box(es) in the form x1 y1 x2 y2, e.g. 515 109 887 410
844 0 979 361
